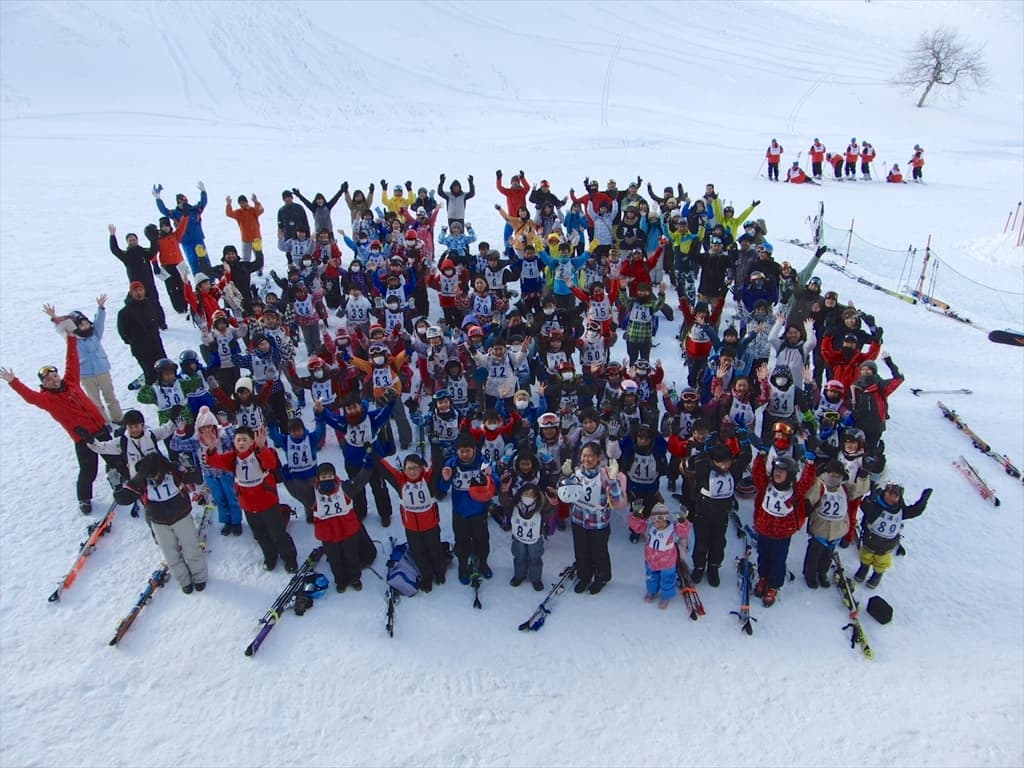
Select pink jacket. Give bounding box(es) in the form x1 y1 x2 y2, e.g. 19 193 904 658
628 515 692 570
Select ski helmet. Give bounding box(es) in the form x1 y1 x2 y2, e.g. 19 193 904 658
556 475 584 504
842 427 866 447
154 358 178 374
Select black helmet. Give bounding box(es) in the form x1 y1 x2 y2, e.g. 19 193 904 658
154 358 178 373
179 349 200 366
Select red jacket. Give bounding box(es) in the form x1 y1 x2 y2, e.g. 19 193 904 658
312 487 362 543
9 336 106 443
752 453 817 539
820 336 881 392
380 461 440 532
620 247 662 296
153 216 188 267
497 175 531 215
205 446 280 513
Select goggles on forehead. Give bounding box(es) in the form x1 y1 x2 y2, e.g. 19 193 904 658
38 365 58 380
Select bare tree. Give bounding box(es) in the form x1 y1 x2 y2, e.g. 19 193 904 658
894 27 989 108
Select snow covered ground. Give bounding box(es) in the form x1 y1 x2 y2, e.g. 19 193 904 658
1 2 1022 766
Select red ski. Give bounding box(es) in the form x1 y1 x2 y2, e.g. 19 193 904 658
953 456 1001 507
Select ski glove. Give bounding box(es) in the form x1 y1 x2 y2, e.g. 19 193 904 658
561 459 573 477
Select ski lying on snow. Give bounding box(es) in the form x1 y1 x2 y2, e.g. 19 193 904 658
48 502 118 603
953 456 1001 507
518 563 577 632
937 401 1023 482
244 547 324 657
831 553 873 660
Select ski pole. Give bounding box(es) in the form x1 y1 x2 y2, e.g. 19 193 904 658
1012 201 1022 232
754 157 766 180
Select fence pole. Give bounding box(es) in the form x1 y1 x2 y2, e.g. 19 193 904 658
1012 201 1022 233
844 219 854 266
915 235 932 298
1017 212 1024 247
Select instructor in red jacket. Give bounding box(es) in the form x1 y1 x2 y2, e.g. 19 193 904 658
1 326 127 515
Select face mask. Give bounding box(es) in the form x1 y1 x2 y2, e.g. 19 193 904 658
485 422 500 432
318 479 338 495
510 344 522 355
560 371 574 382
372 355 386 366
543 307 554 316
520 496 538 510
313 370 325 380
515 399 529 411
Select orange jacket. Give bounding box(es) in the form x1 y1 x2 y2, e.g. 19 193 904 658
844 144 860 163
808 143 826 162
153 215 188 267
765 144 784 161
225 201 264 242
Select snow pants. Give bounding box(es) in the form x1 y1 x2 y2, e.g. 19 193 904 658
73 429 127 504
571 523 611 585
452 513 490 578
284 475 316 522
511 537 544 583
756 532 792 589
205 472 243 525
81 371 124 424
859 545 894 573
407 525 447 583
322 534 363 588
151 514 208 588
645 562 676 600
344 463 393 523
244 506 297 568
802 535 839 585
691 507 729 570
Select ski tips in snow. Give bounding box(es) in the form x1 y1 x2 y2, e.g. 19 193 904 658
987 329 1024 347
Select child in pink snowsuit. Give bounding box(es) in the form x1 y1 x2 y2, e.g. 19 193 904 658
628 501 692 608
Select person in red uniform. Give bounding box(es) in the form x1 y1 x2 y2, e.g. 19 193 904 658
2 327 127 514
200 425 298 572
808 138 827 180
750 449 817 607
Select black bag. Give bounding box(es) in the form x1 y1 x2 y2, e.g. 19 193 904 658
866 596 892 625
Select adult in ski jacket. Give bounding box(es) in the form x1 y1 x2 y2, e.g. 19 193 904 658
1 331 127 513
849 353 903 452
117 282 168 384
155 184 210 274
109 225 166 327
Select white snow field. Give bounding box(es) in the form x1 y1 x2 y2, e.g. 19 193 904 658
1 2 1022 767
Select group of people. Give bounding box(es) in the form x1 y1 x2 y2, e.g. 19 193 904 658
765 139 926 185
1 168 930 612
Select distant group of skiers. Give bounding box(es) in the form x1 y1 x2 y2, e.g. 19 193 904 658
766 139 926 185
1 167 930 613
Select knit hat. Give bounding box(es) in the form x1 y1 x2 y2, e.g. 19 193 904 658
129 281 145 292
194 405 218 430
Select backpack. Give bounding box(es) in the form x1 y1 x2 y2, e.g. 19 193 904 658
386 539 420 597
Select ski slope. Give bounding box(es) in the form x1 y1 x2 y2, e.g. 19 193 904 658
1 2 1022 767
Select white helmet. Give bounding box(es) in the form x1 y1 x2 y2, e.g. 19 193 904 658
556 476 584 504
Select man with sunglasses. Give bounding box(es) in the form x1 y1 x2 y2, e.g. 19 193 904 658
1 322 128 515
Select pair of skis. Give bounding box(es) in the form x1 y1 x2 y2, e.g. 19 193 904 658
953 456 1001 507
730 510 757 636
109 495 216 647
244 547 325 656
831 552 873 659
938 401 1022 483
518 563 577 631
676 552 706 621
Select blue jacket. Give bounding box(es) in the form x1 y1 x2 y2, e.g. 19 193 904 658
75 307 112 377
538 249 588 296
318 402 394 467
438 453 499 518
157 190 208 246
268 421 327 480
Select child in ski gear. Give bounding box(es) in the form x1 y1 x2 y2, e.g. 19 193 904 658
155 183 210 275
225 194 264 261
801 459 850 589
118 452 208 593
378 452 447 592
751 451 817 607
564 442 628 595
856 481 931 588
311 462 370 592
268 417 326 523
627 501 692 608
438 434 498 584
200 425 299 572
171 405 244 535
88 409 175 512
508 483 549 591
688 443 750 587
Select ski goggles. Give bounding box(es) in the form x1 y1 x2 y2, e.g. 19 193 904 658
821 411 841 427
37 365 58 381
679 391 699 405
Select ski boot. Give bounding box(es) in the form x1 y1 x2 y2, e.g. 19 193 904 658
78 500 93 516
753 576 768 598
854 563 870 583
866 570 883 589
762 587 779 607
707 566 720 588
691 567 705 584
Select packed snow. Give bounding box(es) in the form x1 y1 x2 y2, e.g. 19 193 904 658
1 2 1022 767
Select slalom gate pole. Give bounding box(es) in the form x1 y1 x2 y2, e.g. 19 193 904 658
914 234 932 299
1004 210 1013 234
1011 201 1021 232
844 219 854 267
